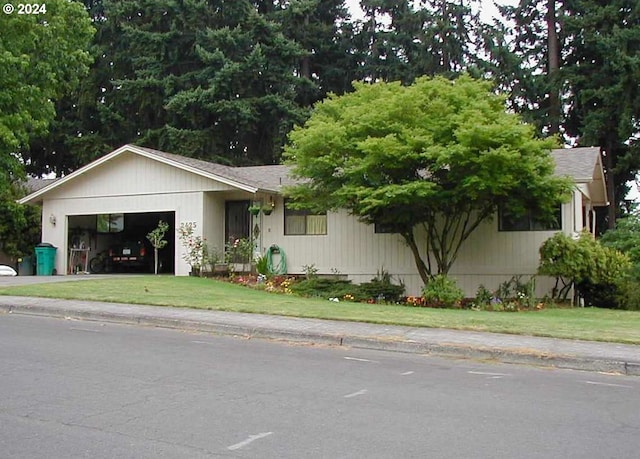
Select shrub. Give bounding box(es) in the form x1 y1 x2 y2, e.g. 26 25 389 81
290 278 354 298
255 254 269 276
357 270 405 303
539 231 631 308
422 275 464 308
225 237 253 264
600 211 640 277
615 279 640 311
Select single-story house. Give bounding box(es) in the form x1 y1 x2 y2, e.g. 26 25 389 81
19 144 607 296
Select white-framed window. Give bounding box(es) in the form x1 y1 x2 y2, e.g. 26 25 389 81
284 202 327 235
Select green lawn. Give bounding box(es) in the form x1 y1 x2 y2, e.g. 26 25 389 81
1 276 639 344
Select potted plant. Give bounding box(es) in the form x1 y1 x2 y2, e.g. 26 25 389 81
262 203 274 215
248 203 262 216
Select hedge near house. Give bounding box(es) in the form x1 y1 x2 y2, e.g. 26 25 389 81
538 231 631 309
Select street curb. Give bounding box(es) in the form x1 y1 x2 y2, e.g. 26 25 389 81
2 303 639 376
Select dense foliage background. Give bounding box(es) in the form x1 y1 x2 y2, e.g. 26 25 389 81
16 1 639 226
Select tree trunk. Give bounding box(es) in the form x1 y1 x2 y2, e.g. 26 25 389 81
301 13 311 80
604 143 616 229
402 230 430 285
154 248 159 275
547 0 561 136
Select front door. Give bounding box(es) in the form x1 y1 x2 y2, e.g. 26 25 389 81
225 200 250 245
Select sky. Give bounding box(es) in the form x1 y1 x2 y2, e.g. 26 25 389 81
345 0 520 23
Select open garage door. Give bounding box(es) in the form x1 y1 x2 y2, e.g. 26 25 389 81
68 211 175 274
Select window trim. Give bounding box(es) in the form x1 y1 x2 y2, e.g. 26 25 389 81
374 221 403 234
284 202 327 236
498 206 562 232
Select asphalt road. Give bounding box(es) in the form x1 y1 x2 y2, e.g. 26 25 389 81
1 314 639 458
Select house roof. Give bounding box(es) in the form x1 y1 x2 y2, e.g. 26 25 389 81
25 177 57 193
550 146 607 206
19 144 607 206
550 147 602 182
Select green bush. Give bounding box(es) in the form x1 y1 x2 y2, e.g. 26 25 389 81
290 278 354 298
615 279 640 311
357 270 405 303
539 231 631 308
422 275 464 308
255 255 269 276
600 211 640 277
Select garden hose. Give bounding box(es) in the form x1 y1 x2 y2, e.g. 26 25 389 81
266 245 287 275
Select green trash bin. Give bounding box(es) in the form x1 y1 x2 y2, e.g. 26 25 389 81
35 243 57 276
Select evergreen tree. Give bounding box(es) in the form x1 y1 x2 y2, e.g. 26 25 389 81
275 0 358 103
163 1 309 164
491 1 640 226
26 0 313 169
562 0 640 226
353 0 485 83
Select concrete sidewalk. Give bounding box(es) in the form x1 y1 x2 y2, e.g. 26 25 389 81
1 295 639 376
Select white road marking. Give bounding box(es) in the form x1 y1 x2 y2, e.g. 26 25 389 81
344 357 376 363
227 432 273 451
468 371 510 377
344 389 368 398
401 371 414 376
191 340 213 345
69 327 102 333
584 381 633 389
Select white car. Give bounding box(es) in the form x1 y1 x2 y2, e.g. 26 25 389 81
0 265 17 276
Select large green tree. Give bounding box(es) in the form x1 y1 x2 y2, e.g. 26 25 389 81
0 0 94 181
562 0 640 227
275 0 357 104
284 75 572 284
0 0 93 259
164 1 309 164
26 0 314 169
353 0 486 83
492 0 640 227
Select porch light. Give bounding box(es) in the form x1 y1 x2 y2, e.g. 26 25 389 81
49 214 57 226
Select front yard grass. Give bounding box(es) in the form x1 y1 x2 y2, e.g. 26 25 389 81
1 276 639 345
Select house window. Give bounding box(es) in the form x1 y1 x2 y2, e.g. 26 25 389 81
97 214 124 233
284 202 327 235
499 206 562 231
374 221 402 234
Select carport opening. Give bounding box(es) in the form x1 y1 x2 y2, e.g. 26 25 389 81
68 212 175 274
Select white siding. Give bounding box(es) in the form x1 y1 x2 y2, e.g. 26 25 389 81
42 192 205 276
203 192 226 259
45 151 236 201
263 197 578 297
38 152 234 277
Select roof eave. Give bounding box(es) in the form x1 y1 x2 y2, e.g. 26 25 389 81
18 144 259 204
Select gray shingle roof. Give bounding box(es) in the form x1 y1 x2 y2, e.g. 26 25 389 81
138 145 602 192
135 146 293 192
550 146 601 181
25 177 57 193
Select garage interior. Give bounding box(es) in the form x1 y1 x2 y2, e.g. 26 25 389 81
67 211 175 274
